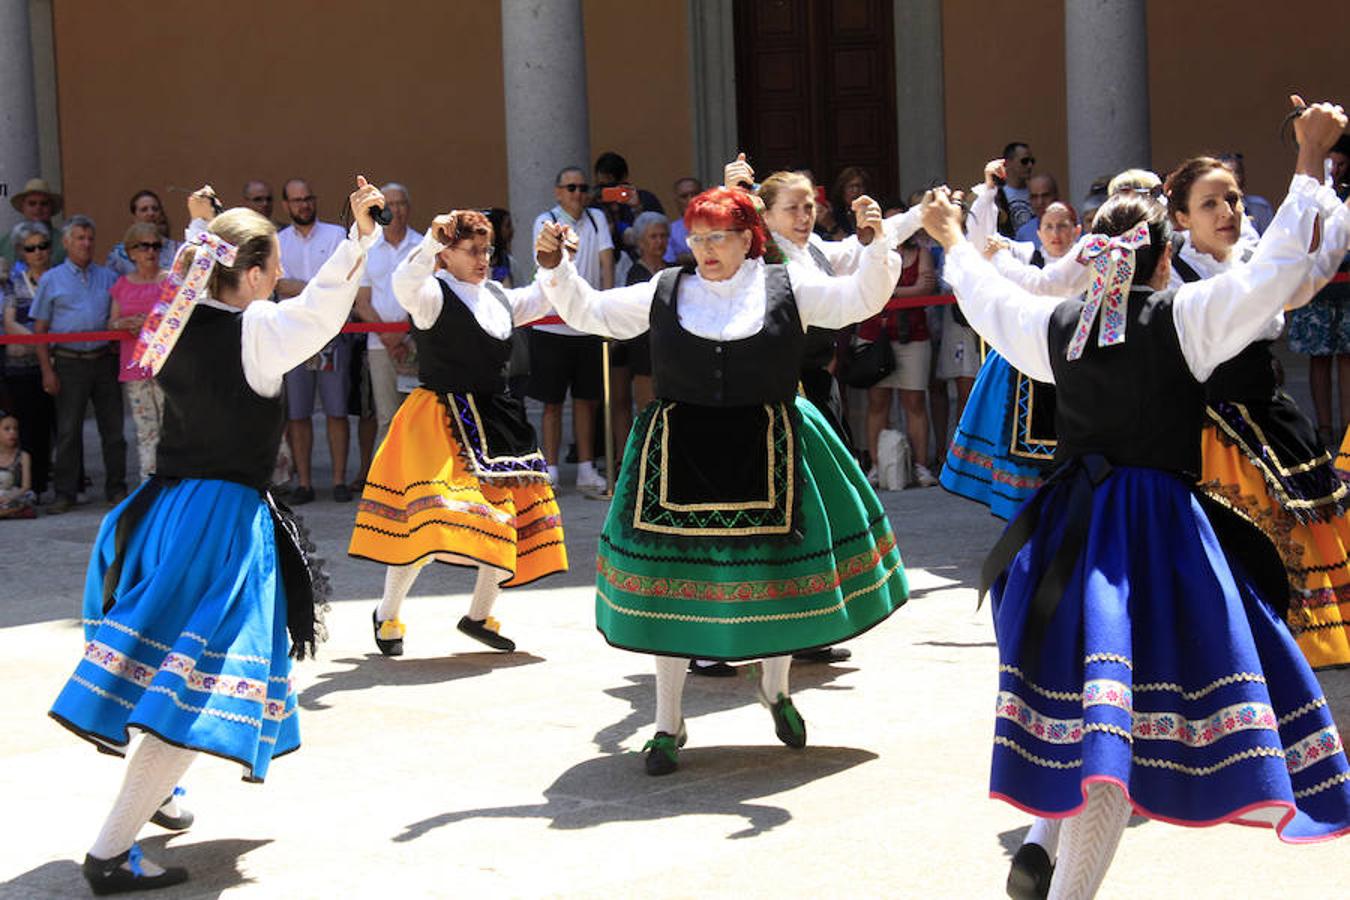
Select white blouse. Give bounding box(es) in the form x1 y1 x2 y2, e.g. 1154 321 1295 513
942 174 1335 386
391 230 553 339
535 233 904 342
184 219 380 398
773 206 923 279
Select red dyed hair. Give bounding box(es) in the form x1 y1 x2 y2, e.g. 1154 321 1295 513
684 187 767 259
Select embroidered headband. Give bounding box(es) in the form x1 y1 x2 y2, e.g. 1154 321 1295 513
130 230 238 374
1065 222 1150 361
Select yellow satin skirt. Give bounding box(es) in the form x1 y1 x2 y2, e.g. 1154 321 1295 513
348 388 567 587
1201 424 1350 668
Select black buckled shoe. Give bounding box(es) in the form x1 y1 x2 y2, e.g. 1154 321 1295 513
82 844 189 896
372 609 405 657
1006 842 1054 900
148 787 193 831
762 690 807 748
642 721 688 776
457 615 516 652
791 646 852 663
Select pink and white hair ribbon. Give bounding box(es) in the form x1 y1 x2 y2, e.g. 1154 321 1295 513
1065 221 1151 361
130 230 238 374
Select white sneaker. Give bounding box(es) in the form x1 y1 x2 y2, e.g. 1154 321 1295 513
865 466 880 487
576 466 607 493
547 465 560 485
913 464 938 488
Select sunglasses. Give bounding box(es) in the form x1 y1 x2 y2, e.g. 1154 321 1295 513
1017 157 1036 166
131 241 164 252
22 241 51 253
1116 185 1164 199
558 183 589 193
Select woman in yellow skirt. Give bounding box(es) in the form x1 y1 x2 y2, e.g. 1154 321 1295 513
1163 155 1350 668
349 210 566 654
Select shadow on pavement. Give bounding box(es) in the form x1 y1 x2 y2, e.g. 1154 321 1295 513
3 835 270 899
395 744 878 843
299 652 545 711
594 663 858 754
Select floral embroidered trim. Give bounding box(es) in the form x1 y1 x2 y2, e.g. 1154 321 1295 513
1134 702 1278 747
598 553 904 624
71 674 136 709
1132 746 1287 776
1279 697 1329 726
1293 769 1350 799
995 692 1084 744
946 442 1044 489
1133 673 1266 700
1285 727 1344 775
516 513 564 541
1084 653 1132 668
262 698 294 723
358 494 515 527
84 641 269 704
1082 679 1132 711
143 684 262 728
992 735 1080 769
597 534 898 603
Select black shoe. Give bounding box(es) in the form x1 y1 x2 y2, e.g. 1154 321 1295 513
82 844 189 896
792 646 852 663
372 609 404 656
763 691 807 748
457 615 516 651
688 659 737 677
332 484 352 503
1006 842 1054 900
643 722 688 776
148 790 193 831
290 486 315 505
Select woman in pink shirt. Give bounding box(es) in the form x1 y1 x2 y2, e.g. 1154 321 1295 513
109 222 168 481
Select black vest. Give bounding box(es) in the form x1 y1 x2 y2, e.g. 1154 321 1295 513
801 243 838 371
413 279 513 395
155 305 287 489
649 264 804 406
1047 288 1204 476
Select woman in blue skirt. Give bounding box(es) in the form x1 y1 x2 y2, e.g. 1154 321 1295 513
924 98 1350 899
48 178 386 894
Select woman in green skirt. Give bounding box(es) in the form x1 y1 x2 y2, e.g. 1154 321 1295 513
535 186 912 775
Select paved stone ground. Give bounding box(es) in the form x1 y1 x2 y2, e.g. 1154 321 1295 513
2 357 1347 898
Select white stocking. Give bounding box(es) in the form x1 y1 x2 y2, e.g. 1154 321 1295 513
467 566 506 621
1048 782 1132 900
1026 816 1063 861
653 655 689 734
377 564 421 621
89 734 197 869
760 655 792 701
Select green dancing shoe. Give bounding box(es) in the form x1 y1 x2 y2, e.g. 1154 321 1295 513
762 691 807 748
642 721 688 776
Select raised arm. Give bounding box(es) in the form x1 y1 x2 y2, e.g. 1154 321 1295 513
240 178 384 395
923 189 1061 382
391 224 451 329
793 198 904 328
1285 183 1350 309
988 236 1093 297
534 221 656 339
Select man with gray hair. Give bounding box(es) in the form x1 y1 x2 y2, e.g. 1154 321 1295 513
353 182 421 445
30 215 126 513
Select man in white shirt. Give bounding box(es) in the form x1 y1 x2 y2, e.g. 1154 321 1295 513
528 166 615 490
277 178 351 503
354 183 421 446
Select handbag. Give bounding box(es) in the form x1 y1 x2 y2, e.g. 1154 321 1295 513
840 337 895 389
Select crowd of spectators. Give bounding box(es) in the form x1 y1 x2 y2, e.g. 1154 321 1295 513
3 137 1346 513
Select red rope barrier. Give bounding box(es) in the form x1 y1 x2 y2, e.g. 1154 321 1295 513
2 273 1346 345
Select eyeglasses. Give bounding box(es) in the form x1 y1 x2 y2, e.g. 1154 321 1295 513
285 195 316 204
131 241 164 252
1017 156 1036 166
558 183 589 193
247 195 273 203
22 241 51 253
686 231 736 249
451 245 494 260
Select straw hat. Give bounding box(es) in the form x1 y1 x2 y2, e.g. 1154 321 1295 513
10 178 63 215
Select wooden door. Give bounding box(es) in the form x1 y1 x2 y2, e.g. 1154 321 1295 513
733 0 898 201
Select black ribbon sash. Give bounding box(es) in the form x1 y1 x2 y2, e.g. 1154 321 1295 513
102 476 324 661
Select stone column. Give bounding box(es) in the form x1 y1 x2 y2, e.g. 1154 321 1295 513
893 0 947 197
687 0 738 189
0 0 41 237
1064 0 1150 204
501 0 591 278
